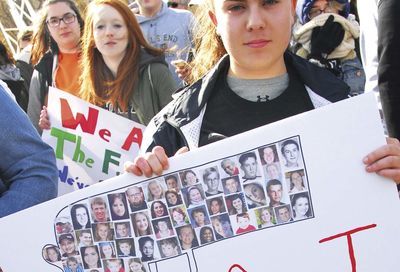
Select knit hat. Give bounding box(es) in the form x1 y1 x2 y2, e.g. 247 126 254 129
296 0 350 24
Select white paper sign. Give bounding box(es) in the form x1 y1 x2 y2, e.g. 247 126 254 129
42 87 146 196
0 93 399 272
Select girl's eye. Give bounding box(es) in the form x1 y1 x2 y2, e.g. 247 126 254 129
95 25 104 30
114 24 122 28
228 4 244 11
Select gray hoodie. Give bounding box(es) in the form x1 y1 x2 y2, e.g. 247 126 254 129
136 2 195 87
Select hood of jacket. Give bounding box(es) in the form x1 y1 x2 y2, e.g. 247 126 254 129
138 47 168 71
154 50 349 128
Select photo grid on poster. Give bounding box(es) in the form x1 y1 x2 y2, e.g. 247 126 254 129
44 136 314 271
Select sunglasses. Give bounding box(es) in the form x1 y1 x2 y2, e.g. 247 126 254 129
167 1 179 8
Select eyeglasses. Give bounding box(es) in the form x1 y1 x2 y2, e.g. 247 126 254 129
308 1 344 20
46 13 76 28
167 1 179 8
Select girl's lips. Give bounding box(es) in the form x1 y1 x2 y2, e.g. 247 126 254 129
244 39 271 48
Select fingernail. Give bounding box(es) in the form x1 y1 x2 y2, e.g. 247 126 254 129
363 156 369 164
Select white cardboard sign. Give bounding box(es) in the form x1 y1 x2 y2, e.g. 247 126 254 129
0 93 398 272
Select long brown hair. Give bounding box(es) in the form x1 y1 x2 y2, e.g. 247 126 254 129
30 0 84 65
79 0 163 111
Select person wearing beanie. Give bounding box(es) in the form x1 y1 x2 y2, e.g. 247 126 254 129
293 0 365 96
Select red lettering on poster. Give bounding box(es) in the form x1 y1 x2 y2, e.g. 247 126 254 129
60 98 99 134
319 224 377 272
228 264 247 272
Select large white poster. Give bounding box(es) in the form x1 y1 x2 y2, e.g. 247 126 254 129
42 87 146 196
0 94 399 272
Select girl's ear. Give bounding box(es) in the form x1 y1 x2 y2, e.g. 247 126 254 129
208 10 218 27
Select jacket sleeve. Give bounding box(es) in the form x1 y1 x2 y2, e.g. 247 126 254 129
0 86 58 217
378 0 400 138
27 69 44 134
150 63 177 109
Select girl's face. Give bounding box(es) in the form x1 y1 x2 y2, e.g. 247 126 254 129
158 220 168 231
202 228 213 242
47 248 59 262
232 198 243 211
261 209 272 223
84 247 99 268
293 197 309 217
112 197 126 217
97 225 109 240
291 172 304 188
263 147 275 164
142 241 154 257
153 202 165 217
135 214 149 233
173 210 185 223
130 260 143 272
209 0 295 79
167 192 178 205
102 244 113 258
149 182 163 198
92 4 128 66
75 207 88 227
189 188 202 203
46 2 81 52
213 220 224 234
185 172 197 185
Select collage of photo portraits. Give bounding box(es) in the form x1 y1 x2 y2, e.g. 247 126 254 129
44 136 313 272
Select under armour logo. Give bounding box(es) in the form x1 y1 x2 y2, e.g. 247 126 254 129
257 95 270 102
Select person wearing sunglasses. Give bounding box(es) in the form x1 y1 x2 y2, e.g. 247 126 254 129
293 0 365 97
132 0 195 88
28 0 84 134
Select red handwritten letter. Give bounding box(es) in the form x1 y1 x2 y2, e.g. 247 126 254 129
319 224 377 272
60 98 99 134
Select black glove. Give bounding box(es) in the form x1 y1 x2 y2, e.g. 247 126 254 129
309 15 345 59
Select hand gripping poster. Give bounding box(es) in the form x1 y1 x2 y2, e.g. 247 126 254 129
42 87 146 196
0 93 399 272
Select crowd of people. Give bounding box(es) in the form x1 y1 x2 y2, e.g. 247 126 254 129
0 0 400 270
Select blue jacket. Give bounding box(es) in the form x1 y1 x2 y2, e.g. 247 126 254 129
0 83 58 217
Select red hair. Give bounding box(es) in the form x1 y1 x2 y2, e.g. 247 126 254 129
80 0 162 111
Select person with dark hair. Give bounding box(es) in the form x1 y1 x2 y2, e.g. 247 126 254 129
59 233 79 257
181 170 199 187
108 193 129 220
226 194 246 215
222 176 240 194
185 186 205 208
64 256 84 272
259 146 279 165
45 246 61 262
288 171 306 193
138 236 155 262
81 246 101 269
115 221 132 238
28 0 84 133
165 189 183 207
275 205 293 224
291 192 312 220
207 197 224 215
165 174 180 191
99 241 116 259
128 258 146 272
266 179 286 208
280 139 301 168
238 152 262 183
150 200 168 218
70 203 91 229
116 238 135 257
126 186 147 212
199 226 215 245
153 218 174 239
190 207 209 228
